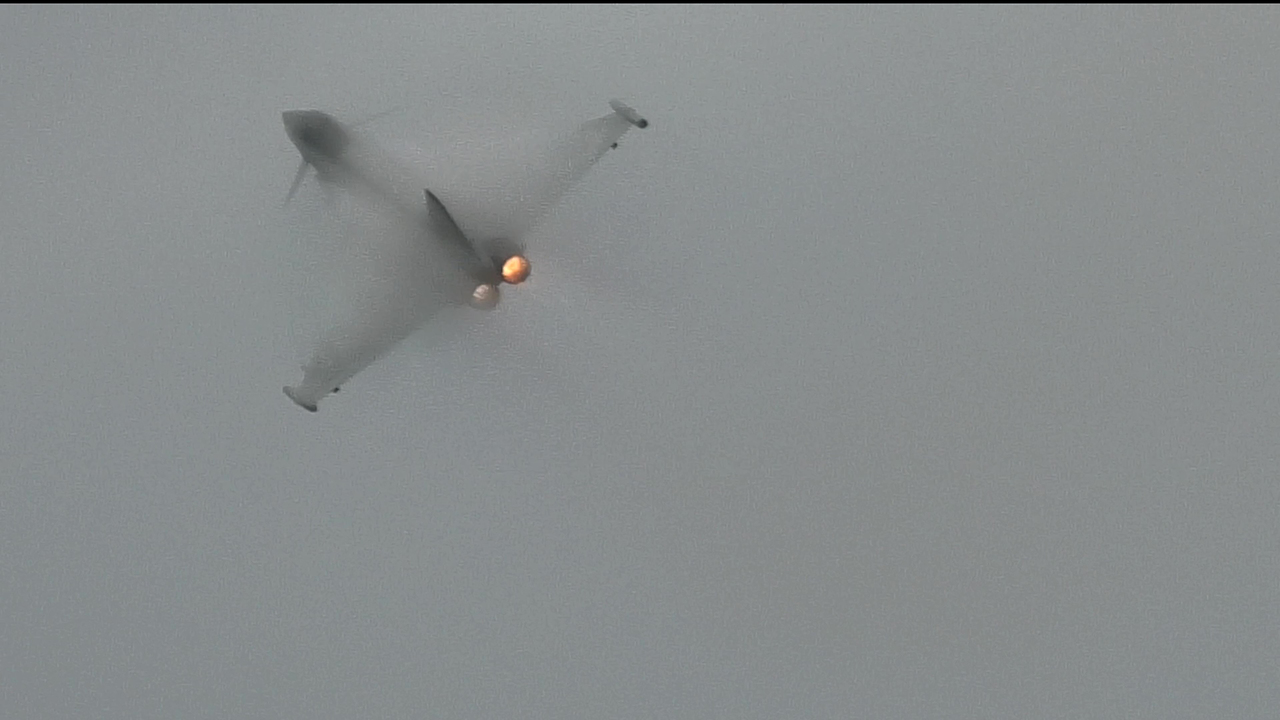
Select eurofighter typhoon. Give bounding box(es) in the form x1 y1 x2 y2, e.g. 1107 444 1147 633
280 100 650 412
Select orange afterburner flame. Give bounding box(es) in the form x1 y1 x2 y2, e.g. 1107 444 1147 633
501 255 531 285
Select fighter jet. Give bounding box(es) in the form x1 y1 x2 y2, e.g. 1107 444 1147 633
280 99 650 412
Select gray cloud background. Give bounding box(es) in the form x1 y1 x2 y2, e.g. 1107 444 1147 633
3 5 1278 718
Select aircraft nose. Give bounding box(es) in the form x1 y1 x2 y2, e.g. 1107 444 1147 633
282 110 318 149
281 110 349 161
282 110 303 134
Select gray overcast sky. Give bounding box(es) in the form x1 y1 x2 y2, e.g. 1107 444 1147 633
3 5 1279 719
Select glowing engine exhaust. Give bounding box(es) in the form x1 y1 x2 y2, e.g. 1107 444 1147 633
501 255 531 285
469 254 529 310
